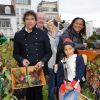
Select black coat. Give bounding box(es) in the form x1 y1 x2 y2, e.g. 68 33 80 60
13 26 52 67
62 28 85 49
56 28 85 63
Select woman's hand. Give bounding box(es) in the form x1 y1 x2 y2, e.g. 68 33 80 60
51 26 57 38
53 64 58 73
66 83 73 90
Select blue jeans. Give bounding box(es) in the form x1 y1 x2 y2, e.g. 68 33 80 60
48 68 55 100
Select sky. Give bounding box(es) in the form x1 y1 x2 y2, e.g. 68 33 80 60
0 0 100 27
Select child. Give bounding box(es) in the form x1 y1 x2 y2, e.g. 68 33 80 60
56 38 85 100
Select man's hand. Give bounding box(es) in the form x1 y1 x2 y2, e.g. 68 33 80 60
54 64 58 73
35 61 44 70
22 59 30 67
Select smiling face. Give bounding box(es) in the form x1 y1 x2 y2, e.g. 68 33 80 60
47 21 57 32
47 21 53 31
24 15 36 30
73 19 84 33
64 45 75 57
37 13 46 29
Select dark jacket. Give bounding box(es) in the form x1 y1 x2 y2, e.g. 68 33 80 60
56 55 85 87
62 28 85 49
56 28 85 63
13 26 52 67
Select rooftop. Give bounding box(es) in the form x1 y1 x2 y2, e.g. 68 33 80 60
0 4 15 16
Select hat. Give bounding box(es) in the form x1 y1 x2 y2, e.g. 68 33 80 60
63 38 75 47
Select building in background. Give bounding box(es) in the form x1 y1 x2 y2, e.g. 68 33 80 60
96 28 100 34
86 21 93 37
37 0 59 21
0 4 16 38
11 0 31 31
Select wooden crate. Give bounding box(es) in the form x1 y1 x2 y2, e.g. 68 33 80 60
11 66 46 89
78 50 100 60
78 93 90 100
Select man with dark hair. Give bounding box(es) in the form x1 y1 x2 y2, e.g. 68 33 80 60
13 10 52 100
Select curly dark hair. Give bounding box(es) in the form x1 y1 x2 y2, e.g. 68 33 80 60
23 10 37 22
68 17 86 35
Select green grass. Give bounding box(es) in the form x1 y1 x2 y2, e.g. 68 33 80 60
42 85 48 100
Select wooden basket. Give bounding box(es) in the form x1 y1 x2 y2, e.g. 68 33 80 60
11 66 46 89
78 50 100 60
78 93 90 100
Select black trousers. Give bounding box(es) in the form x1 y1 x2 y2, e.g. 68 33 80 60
26 86 43 100
14 88 26 100
14 86 43 100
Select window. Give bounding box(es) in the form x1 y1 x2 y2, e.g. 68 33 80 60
0 19 11 28
41 7 48 11
17 18 19 24
21 8 24 15
16 0 18 3
5 6 11 14
21 8 28 15
16 8 19 15
53 8 57 12
48 8 53 12
16 0 29 4
17 28 19 31
25 9 29 12
21 19 24 24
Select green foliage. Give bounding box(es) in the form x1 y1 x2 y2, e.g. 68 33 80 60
42 85 48 100
85 32 100 49
82 55 100 99
0 41 17 68
86 32 100 43
82 88 95 100
0 41 18 99
2 81 18 100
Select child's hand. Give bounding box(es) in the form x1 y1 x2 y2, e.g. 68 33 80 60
66 83 73 90
60 80 67 92
60 83 66 92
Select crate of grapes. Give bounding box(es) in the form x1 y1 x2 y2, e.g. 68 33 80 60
11 66 46 89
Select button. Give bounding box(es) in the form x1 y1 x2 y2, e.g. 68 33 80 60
36 33 37 34
24 34 25 36
36 48 38 50
36 54 38 56
25 44 28 46
36 59 38 61
36 38 37 39
27 55 28 57
25 39 26 40
35 43 38 45
26 49 28 51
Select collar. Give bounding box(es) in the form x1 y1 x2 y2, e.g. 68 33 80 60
61 54 77 63
25 27 33 33
23 26 36 34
